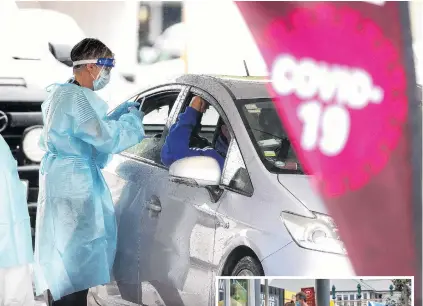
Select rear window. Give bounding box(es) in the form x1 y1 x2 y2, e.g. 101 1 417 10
237 98 303 174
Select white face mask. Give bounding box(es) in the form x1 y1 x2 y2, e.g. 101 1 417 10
91 69 110 91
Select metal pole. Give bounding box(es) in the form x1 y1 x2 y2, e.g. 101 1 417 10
316 279 330 306
225 279 231 306
279 289 285 306
247 279 256 306
255 279 262 306
265 279 269 306
400 2 422 304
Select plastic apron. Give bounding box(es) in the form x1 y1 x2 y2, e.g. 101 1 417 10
0 135 34 306
33 83 144 300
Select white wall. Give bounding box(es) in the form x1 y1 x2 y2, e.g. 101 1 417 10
0 0 19 43
410 2 423 85
184 1 422 78
411 2 423 44
16 0 139 73
183 0 267 76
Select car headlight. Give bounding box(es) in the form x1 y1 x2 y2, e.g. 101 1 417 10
281 211 347 255
22 127 44 163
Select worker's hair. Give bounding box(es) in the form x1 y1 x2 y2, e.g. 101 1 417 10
285 302 295 306
71 38 113 70
296 292 307 301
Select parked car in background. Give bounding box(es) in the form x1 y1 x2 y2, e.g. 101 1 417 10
0 77 45 244
90 74 354 306
0 9 63 242
18 8 139 108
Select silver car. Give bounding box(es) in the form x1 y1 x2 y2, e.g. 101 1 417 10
91 75 354 306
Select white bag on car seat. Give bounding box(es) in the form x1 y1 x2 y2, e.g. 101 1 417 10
0 264 34 306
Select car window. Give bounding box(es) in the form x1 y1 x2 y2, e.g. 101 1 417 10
221 139 253 197
179 93 252 195
124 91 180 163
237 98 303 174
202 106 219 126
178 95 221 147
196 105 220 143
142 105 170 125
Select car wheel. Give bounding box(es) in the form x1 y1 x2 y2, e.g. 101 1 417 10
231 256 264 276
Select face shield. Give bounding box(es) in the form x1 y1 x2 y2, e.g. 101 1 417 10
72 58 117 104
72 57 115 72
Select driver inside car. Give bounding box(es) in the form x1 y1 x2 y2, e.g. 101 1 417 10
161 96 230 170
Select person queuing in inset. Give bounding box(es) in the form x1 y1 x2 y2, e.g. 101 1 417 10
295 291 308 306
161 96 230 170
33 38 145 306
0 135 35 306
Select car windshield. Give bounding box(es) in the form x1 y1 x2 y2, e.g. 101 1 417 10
237 99 303 174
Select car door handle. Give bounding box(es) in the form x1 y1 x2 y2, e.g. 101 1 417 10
146 195 162 216
147 202 161 212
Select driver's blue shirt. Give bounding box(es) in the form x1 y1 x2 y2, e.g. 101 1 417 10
161 106 226 170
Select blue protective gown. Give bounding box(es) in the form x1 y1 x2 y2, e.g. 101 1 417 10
0 135 33 268
161 106 226 169
34 83 144 300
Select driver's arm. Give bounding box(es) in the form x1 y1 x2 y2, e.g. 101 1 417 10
161 103 225 169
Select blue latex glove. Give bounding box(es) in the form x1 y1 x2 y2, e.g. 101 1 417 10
107 101 140 121
128 107 144 121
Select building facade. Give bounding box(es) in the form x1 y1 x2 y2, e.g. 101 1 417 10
218 279 403 306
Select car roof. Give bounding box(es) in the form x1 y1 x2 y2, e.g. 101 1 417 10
215 76 271 100
175 74 272 100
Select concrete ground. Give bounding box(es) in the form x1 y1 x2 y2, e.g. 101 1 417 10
34 297 46 306
33 293 99 306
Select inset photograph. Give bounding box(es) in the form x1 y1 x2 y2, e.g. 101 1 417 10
217 278 412 306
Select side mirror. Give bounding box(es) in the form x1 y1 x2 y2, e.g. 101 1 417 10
49 43 73 67
169 156 221 187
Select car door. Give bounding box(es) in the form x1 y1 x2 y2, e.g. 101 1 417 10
97 85 187 305
140 88 226 306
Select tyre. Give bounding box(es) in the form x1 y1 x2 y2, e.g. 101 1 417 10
231 256 264 276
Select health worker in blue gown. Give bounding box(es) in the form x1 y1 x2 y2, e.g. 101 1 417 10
0 135 34 306
34 38 145 306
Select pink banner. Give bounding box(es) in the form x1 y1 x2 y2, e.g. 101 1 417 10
236 1 418 276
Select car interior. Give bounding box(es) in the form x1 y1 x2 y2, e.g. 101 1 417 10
241 101 301 173
180 93 223 150
123 91 228 166
124 91 178 163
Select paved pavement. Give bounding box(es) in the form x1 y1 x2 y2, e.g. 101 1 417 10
34 297 46 306
33 291 100 306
